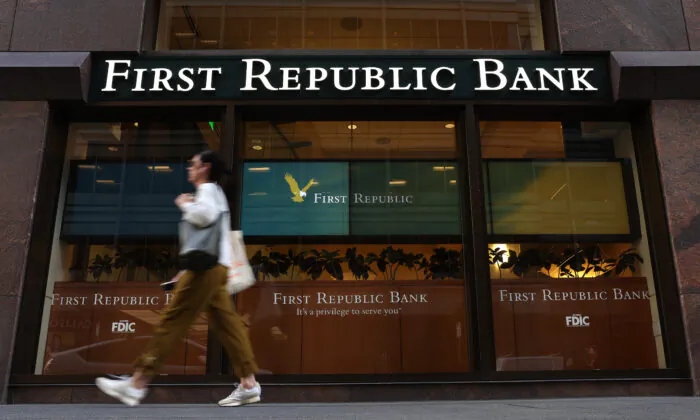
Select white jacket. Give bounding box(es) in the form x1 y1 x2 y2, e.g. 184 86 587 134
176 182 233 268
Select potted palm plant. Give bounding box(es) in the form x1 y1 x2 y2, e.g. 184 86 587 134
87 254 113 282
345 247 376 281
300 249 345 281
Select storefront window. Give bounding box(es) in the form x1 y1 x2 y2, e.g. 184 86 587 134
482 121 666 371
245 121 457 160
36 121 221 375
237 119 469 374
158 1 545 51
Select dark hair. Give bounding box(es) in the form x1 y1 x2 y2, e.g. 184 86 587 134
197 149 229 183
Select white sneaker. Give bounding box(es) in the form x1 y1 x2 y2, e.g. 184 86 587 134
95 376 148 407
218 382 262 407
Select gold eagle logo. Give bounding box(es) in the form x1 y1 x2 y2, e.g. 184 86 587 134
284 173 315 203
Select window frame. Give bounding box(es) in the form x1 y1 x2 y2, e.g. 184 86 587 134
471 104 690 378
11 105 231 382
10 103 690 388
151 0 550 52
482 157 642 244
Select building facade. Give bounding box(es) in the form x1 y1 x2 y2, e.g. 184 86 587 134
1 0 699 405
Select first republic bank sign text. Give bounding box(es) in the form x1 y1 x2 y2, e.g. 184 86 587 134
89 54 611 102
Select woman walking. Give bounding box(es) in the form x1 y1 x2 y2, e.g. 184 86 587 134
95 150 261 407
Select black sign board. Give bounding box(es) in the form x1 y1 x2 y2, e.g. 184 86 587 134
89 53 611 102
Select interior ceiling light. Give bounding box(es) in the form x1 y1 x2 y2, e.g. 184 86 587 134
348 124 358 130
248 167 270 172
200 39 219 45
389 179 407 186
134 122 139 127
433 165 456 172
108 147 119 152
445 123 455 129
175 32 195 38
148 165 173 173
450 179 457 184
251 139 264 151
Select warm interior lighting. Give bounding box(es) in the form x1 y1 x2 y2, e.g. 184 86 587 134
248 167 270 172
175 32 195 37
78 165 96 169
108 147 119 152
148 165 173 173
445 123 455 129
200 40 219 45
251 139 264 151
311 181 320 186
493 244 509 263
433 165 455 172
450 179 457 185
389 179 407 186
96 180 116 184
348 124 358 130
133 122 139 127
543 264 608 279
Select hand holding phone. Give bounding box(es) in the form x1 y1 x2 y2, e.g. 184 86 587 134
161 270 185 292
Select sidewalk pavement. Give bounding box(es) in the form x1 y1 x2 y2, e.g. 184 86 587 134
1 397 700 420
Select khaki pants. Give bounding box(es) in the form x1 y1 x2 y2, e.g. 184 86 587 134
133 265 258 378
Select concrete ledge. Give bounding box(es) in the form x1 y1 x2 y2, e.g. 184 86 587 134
611 51 700 101
7 379 693 404
0 53 91 101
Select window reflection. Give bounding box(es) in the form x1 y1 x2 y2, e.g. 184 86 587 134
237 243 468 374
38 121 221 375
238 117 467 375
158 1 545 51
245 121 457 159
483 122 667 372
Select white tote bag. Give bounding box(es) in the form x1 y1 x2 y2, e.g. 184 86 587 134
226 230 256 295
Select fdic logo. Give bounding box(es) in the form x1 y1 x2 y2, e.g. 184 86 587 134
112 320 136 333
565 313 590 328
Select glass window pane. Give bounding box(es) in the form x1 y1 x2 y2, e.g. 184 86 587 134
240 160 460 236
158 1 544 51
244 121 457 160
38 121 222 375
238 117 466 375
237 242 468 374
484 161 631 236
483 121 667 372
